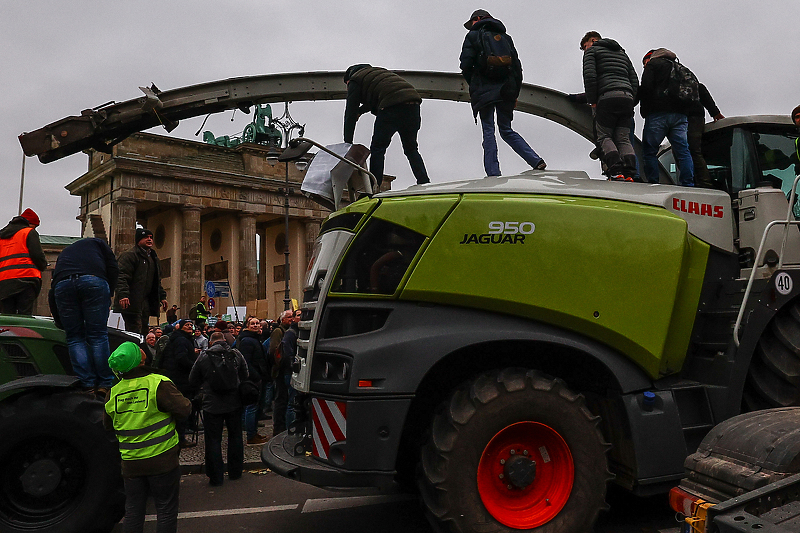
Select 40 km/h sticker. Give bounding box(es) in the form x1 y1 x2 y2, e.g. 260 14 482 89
776 272 793 295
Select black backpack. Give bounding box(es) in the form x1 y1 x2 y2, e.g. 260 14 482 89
477 29 514 80
663 59 700 105
207 349 240 393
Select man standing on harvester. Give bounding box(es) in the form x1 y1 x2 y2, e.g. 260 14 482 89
343 64 430 187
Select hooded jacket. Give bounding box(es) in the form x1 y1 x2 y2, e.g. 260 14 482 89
459 17 523 116
160 327 196 393
188 341 249 415
343 66 422 143
582 38 638 105
639 48 688 118
0 216 47 299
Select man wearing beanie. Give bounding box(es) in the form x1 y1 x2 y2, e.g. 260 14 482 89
114 227 168 335
104 342 191 533
343 64 430 186
0 208 47 314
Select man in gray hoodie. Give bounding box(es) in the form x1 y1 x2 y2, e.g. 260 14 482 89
581 31 639 181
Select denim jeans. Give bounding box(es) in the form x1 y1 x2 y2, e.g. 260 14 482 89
122 467 180 533
642 112 694 186
203 409 243 485
479 103 543 176
54 275 114 388
244 401 259 439
370 103 429 185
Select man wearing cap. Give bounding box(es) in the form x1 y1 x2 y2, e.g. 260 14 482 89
460 9 546 177
104 342 191 533
49 237 119 394
0 208 47 315
343 64 430 186
114 228 168 335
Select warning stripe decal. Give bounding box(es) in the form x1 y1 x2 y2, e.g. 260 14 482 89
311 398 347 460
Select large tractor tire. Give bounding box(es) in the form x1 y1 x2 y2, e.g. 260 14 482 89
0 390 124 533
743 299 800 411
418 368 611 533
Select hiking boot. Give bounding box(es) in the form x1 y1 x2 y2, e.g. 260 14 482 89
535 160 547 170
589 147 602 160
607 175 627 182
246 434 268 445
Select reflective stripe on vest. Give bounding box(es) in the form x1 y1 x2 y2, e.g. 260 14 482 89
0 227 40 282
196 303 207 320
105 373 179 461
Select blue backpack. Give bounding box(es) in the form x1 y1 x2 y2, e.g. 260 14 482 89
478 29 514 80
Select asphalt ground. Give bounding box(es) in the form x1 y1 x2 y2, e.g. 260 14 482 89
116 423 684 533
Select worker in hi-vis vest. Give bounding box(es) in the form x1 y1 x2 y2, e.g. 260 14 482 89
104 342 191 533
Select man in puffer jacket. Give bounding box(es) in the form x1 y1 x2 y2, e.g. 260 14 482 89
581 31 639 181
343 64 430 187
460 9 546 177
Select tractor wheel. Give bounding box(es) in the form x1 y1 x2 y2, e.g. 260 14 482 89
743 299 800 411
417 368 611 533
0 390 124 533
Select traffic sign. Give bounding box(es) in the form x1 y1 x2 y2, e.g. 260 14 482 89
205 281 216 298
205 280 231 298
208 297 215 309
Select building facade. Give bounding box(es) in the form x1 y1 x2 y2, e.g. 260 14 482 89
63 132 371 323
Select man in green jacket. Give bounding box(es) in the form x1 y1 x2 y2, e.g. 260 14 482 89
105 342 191 533
343 64 430 186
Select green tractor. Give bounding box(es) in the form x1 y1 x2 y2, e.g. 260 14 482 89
0 315 142 533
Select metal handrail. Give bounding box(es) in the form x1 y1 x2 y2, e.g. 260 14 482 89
733 174 800 346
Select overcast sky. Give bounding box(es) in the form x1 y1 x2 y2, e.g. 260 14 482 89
2 0 796 237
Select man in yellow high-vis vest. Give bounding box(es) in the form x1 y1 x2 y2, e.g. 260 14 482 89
104 342 191 533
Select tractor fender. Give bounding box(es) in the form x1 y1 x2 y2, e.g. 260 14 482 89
0 374 80 396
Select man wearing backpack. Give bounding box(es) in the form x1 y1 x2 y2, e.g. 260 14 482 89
639 48 695 186
460 9 546 177
189 332 249 486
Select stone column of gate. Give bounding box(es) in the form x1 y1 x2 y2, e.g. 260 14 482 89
111 199 137 255
180 206 202 316
238 213 258 308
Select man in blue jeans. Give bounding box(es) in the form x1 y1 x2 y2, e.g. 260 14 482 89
50 238 119 394
460 9 546 177
639 48 694 186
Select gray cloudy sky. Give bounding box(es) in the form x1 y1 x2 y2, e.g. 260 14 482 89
2 0 795 237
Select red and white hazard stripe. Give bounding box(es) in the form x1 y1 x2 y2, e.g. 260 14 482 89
311 398 347 460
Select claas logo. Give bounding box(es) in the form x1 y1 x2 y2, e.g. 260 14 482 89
672 198 723 218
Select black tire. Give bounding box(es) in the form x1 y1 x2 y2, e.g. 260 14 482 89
0 390 124 533
417 368 611 533
743 300 800 411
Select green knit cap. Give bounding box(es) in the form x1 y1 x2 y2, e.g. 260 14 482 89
108 342 142 373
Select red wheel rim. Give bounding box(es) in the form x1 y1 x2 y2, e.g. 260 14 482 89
477 421 574 529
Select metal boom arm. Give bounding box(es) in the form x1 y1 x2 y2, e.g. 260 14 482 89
18 71 593 164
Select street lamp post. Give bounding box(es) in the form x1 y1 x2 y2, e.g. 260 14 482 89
283 160 291 311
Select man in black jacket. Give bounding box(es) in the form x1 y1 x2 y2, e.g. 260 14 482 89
687 83 724 188
343 64 430 186
189 332 249 486
581 31 639 181
237 316 269 445
114 228 168 335
460 9 545 177
50 237 119 392
0 208 47 314
161 319 198 448
639 48 695 186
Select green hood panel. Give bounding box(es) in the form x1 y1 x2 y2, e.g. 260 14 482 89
398 194 709 379
371 196 460 236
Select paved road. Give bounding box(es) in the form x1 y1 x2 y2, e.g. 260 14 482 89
111 467 684 533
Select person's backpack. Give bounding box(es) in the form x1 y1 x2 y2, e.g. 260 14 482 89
188 304 198 320
207 349 240 393
477 29 514 80
663 59 700 105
